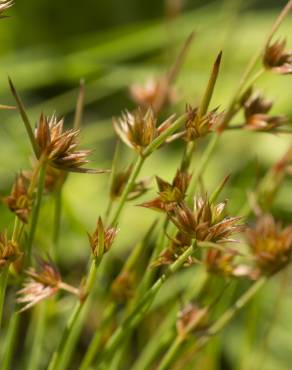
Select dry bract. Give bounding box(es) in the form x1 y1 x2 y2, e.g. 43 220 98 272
88 217 118 259
0 0 13 16
0 230 20 269
246 215 292 275
3 172 32 223
242 91 287 131
17 258 80 312
35 114 106 173
263 39 292 74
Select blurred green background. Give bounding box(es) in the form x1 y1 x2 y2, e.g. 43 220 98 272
0 1 292 369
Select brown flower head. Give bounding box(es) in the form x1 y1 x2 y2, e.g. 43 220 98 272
110 165 150 201
0 0 13 17
113 107 177 154
88 217 118 259
263 39 292 75
168 196 243 243
129 78 176 112
242 91 287 131
3 172 32 223
17 258 79 312
185 105 223 140
246 215 292 275
139 170 191 212
0 230 20 269
35 114 107 173
152 231 194 267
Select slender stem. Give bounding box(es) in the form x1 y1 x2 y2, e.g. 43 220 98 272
156 336 183 370
1 311 20 370
26 162 47 264
110 155 145 225
48 259 99 370
26 302 47 370
79 303 116 370
193 277 267 353
52 188 62 260
0 266 9 329
187 134 220 201
94 242 197 368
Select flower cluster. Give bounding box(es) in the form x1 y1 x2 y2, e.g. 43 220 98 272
263 39 292 75
88 217 118 259
0 230 20 269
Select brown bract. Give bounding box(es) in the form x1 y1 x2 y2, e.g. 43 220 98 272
129 78 176 112
242 91 287 131
3 172 32 223
17 258 80 312
139 170 191 212
88 217 118 259
185 105 223 140
168 197 243 243
263 39 292 75
35 114 107 173
246 215 292 275
113 108 178 154
0 230 20 269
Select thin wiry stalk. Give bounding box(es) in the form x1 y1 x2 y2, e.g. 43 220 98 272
0 265 9 328
93 242 197 368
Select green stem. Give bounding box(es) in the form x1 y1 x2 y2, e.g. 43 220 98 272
0 266 9 329
1 311 20 370
94 242 197 368
187 134 220 201
111 155 145 226
26 162 47 264
48 259 99 370
26 302 47 370
156 336 183 370
193 277 267 353
52 188 62 260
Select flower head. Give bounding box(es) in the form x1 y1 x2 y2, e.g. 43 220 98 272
246 215 292 275
35 114 106 173
88 218 118 259
168 196 243 243
17 258 79 312
113 108 177 154
263 39 292 75
185 105 223 140
0 230 20 269
139 170 191 212
242 91 287 131
3 172 32 223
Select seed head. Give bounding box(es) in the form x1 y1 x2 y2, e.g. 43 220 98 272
129 78 175 112
3 172 32 223
139 170 191 212
246 215 292 275
263 39 292 75
88 217 118 259
185 105 223 140
35 114 106 173
17 258 79 312
0 230 20 269
168 196 243 243
242 91 287 131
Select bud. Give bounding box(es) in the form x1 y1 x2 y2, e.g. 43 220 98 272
3 172 32 223
88 217 118 259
